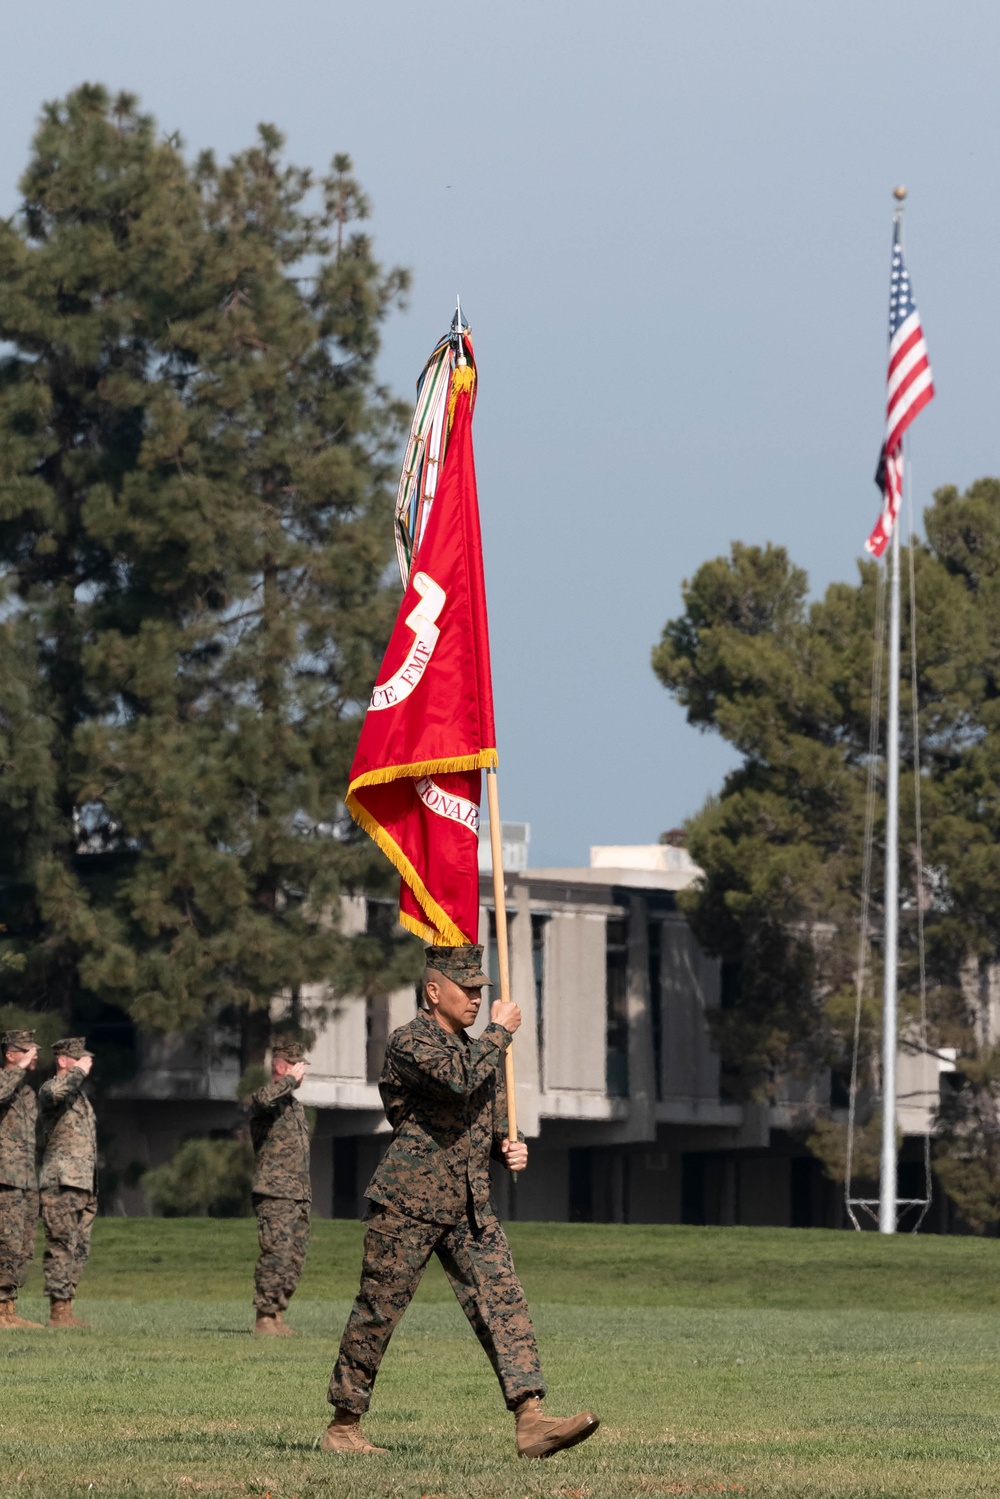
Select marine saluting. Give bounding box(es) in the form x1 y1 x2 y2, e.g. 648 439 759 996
38 1037 98 1328
248 1038 312 1335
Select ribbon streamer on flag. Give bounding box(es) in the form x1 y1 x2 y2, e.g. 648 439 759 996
866 214 934 558
394 329 460 588
346 327 496 945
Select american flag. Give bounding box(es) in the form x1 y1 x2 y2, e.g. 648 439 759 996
866 217 934 558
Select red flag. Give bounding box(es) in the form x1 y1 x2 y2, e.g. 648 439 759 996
346 359 496 945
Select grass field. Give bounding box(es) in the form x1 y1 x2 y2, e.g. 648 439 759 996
4 1219 1000 1498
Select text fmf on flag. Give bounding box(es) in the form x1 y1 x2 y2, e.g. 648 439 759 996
346 326 495 945
866 215 934 558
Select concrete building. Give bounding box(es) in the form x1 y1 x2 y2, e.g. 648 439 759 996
102 832 954 1229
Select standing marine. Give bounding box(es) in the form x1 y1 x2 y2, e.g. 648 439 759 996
248 1038 312 1335
0 1028 42 1330
321 945 599 1460
38 1036 97 1328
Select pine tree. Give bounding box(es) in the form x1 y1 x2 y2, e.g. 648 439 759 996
653 540 877 1093
99 130 418 1062
0 85 420 1056
0 84 233 1025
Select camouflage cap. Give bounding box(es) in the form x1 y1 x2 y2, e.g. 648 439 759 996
424 944 491 987
271 1038 307 1062
52 1036 91 1060
1 1028 36 1052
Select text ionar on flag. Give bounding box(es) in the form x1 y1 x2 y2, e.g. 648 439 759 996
866 214 935 558
346 315 496 946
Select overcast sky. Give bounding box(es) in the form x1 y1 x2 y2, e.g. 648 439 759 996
2 3 997 866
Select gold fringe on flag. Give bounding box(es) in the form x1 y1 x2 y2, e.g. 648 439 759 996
346 749 497 792
447 364 476 432
345 792 472 946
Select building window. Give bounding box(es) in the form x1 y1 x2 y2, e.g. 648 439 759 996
606 916 629 1097
569 1146 593 1222
648 920 663 1102
829 1070 851 1109
362 900 395 1081
487 908 498 986
333 1137 359 1219
681 1152 706 1225
790 1156 814 1228
531 913 548 1088
366 996 390 1083
487 906 517 995
720 958 742 1011
485 905 497 989
365 896 395 937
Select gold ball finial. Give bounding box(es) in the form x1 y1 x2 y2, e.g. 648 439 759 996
893 185 907 202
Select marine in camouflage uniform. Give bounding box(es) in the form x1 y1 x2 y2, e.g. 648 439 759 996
38 1036 98 1328
0 1028 42 1330
323 946 598 1460
249 1038 312 1334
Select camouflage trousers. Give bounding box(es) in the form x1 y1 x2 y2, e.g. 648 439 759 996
328 1203 545 1413
252 1193 310 1314
40 1186 98 1302
0 1185 38 1302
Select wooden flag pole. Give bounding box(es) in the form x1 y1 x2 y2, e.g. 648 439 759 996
485 767 517 1144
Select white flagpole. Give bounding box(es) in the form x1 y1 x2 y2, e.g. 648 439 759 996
879 510 901 1234
879 187 908 1236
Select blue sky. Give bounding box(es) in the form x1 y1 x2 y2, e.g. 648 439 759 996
2 2 997 865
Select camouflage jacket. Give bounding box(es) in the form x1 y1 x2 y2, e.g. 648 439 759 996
249 1075 311 1202
38 1067 97 1192
366 1011 515 1228
0 1066 38 1191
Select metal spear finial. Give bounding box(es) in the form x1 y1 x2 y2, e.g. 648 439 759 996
453 295 468 367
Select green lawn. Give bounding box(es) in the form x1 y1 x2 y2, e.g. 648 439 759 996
4 1219 1000 1497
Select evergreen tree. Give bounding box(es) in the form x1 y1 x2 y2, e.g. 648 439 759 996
654 540 875 1091
0 84 232 1024
0 85 419 1057
653 482 1000 1228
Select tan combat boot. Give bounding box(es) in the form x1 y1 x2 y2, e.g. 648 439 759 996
50 1299 88 1329
253 1311 294 1336
514 1395 600 1459
0 1299 44 1330
320 1409 387 1455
